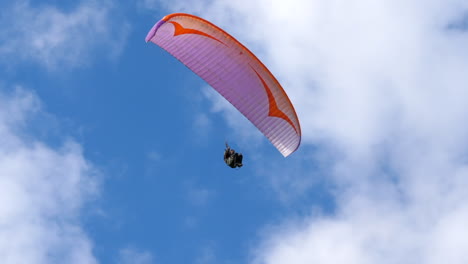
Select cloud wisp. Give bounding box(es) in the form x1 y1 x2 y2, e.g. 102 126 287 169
118 247 154 264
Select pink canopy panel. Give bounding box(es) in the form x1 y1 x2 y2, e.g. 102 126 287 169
146 13 301 157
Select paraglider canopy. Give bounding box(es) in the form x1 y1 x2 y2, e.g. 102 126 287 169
146 13 301 157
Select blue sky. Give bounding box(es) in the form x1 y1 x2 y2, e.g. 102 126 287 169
2 0 468 264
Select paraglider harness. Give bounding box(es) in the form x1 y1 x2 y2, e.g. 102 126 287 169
224 142 243 168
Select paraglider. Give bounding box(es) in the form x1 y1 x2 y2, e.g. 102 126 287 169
146 13 301 160
224 142 243 168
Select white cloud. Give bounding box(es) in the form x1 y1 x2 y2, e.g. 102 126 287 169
252 194 468 264
0 0 129 70
0 87 99 264
147 0 468 263
118 247 154 264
